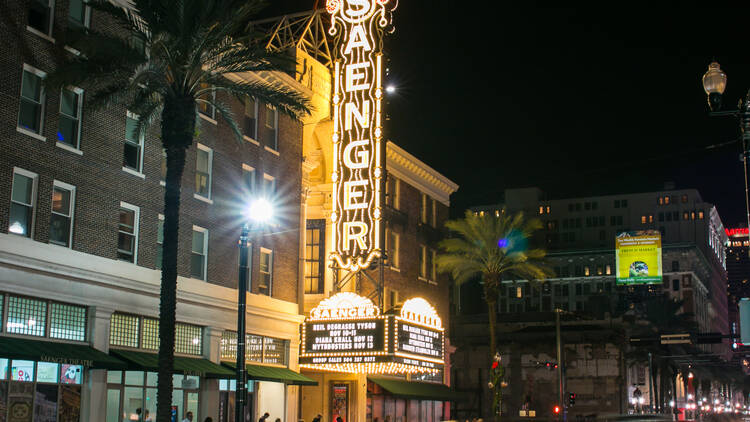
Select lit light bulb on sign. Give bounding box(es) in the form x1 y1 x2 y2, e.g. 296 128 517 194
328 0 396 272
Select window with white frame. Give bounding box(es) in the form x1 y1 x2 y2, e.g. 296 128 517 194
156 215 164 269
263 173 276 196
57 86 83 148
242 164 255 195
191 227 208 280
117 203 139 263
259 248 273 295
420 193 428 224
264 103 278 150
67 0 89 28
28 0 54 37
123 112 144 172
244 96 258 140
49 181 75 247
195 144 212 199
385 227 399 269
198 83 216 120
18 65 46 136
9 168 38 238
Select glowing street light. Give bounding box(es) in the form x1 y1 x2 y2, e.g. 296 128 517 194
236 197 274 422
385 85 396 94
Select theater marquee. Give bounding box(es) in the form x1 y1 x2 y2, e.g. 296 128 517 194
327 0 395 272
300 293 444 374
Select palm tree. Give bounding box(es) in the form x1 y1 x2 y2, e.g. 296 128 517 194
436 210 552 357
49 1 310 420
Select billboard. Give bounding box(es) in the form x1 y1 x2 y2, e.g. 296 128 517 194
615 231 662 285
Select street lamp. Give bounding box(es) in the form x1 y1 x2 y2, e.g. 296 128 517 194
236 197 273 422
701 61 750 254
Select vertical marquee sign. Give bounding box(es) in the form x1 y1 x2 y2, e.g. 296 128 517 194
327 0 395 272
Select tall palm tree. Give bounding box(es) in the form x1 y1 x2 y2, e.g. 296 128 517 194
437 210 552 357
49 1 310 420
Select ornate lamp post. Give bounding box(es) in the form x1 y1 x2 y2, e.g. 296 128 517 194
236 198 273 422
701 61 750 255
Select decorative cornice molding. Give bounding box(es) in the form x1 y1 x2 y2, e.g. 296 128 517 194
386 142 459 206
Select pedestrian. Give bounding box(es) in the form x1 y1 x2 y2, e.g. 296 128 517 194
336 417 343 422
275 418 281 422
312 414 322 422
182 411 194 422
259 412 270 422
135 408 142 422
144 410 153 422
204 418 213 422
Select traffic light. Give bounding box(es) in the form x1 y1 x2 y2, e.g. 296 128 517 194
553 405 561 415
568 392 576 406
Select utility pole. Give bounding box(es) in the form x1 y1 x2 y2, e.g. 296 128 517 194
556 308 564 421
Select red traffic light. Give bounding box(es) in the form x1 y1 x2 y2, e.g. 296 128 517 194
553 405 560 414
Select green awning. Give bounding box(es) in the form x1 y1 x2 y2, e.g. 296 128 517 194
222 362 318 386
111 349 234 378
368 377 464 401
0 336 126 369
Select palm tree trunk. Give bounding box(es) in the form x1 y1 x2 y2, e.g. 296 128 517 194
156 95 195 422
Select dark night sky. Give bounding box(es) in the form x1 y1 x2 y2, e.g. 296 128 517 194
266 3 750 227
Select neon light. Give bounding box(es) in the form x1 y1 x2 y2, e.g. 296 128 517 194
726 228 749 237
400 297 443 330
308 292 381 320
328 0 395 272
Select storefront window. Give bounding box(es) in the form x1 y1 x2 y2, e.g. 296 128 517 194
107 371 200 422
109 313 203 356
0 360 82 422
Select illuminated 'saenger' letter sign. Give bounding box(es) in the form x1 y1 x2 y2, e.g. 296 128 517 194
327 0 395 272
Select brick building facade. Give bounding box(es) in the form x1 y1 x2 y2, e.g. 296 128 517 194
0 1 310 421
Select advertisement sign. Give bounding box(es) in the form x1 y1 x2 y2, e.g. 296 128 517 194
615 231 662 285
300 293 444 374
328 0 396 272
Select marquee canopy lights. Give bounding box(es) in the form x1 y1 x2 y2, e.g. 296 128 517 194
301 293 444 375
327 0 396 272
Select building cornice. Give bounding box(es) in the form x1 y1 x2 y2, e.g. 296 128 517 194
386 141 459 206
0 234 305 328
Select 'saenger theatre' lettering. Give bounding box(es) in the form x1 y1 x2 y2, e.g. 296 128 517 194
329 0 391 272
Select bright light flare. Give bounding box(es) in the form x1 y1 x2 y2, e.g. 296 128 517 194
246 198 273 223
385 85 396 94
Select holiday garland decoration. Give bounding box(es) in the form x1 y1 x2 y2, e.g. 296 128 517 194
488 353 507 415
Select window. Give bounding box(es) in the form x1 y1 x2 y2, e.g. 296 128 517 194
6 295 46 337
160 149 167 183
28 0 54 36
431 198 437 227
539 206 544 215
614 200 620 208
584 266 590 276
242 164 255 195
155 215 164 269
304 220 325 294
385 288 399 310
659 212 664 222
68 0 89 28
683 212 689 220
117 203 139 263
49 181 75 247
606 265 612 275
664 196 670 205
57 86 83 148
191 227 208 280
264 103 278 150
671 261 679 272
420 193 428 224
672 279 680 291
648 215 654 223
18 65 46 136
386 228 400 268
698 211 704 219
195 144 212 199
9 168 38 238
49 302 86 341
243 96 258 140
198 82 215 119
220 332 288 365
175 323 203 356
386 177 400 209
263 173 276 196
419 245 427 278
123 112 144 173
516 286 523 298
430 249 436 281
259 248 273 295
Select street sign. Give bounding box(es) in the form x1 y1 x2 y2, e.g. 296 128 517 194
661 334 691 345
